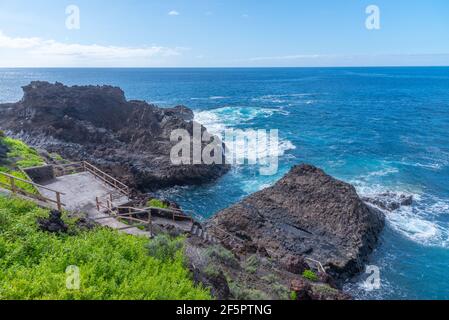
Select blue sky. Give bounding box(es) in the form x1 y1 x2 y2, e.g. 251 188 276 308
0 0 448 67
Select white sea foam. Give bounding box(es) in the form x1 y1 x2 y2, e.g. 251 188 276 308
251 93 318 104
352 178 449 248
194 106 296 160
191 96 229 101
194 106 289 134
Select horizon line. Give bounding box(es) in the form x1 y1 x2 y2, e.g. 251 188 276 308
1 65 449 69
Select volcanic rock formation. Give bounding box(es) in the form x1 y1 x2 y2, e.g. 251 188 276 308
0 81 229 190
208 164 385 281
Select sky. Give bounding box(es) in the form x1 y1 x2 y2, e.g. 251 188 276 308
0 0 448 67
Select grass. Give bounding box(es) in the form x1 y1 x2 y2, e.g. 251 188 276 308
1 137 45 168
0 136 44 195
0 167 38 195
0 195 211 300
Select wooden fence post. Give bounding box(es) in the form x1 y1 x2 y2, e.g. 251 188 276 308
9 176 16 194
56 192 62 212
148 209 153 236
96 197 100 211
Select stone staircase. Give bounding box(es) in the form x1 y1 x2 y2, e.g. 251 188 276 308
190 222 219 244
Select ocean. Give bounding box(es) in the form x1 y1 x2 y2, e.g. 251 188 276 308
1 67 449 299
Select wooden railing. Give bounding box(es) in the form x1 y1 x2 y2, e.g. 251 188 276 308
53 162 85 177
94 192 198 235
0 171 65 211
82 162 130 197
53 161 131 197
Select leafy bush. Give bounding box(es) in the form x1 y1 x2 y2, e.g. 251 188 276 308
0 196 210 300
302 269 319 282
146 234 184 261
244 255 260 274
147 199 169 209
228 282 269 300
204 245 239 268
0 130 5 138
204 264 222 278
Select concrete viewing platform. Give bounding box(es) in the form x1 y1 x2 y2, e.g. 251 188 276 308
38 171 150 237
1 162 203 239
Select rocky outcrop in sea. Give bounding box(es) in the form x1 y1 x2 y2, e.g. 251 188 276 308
0 81 229 190
207 164 385 282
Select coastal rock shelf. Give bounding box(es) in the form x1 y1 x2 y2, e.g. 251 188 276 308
0 81 229 191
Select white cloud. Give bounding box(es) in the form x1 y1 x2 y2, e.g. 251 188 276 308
168 10 180 16
0 31 186 67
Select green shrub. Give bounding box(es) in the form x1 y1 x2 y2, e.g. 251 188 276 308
204 245 239 268
0 195 210 300
147 199 169 209
0 130 5 138
244 255 260 274
290 291 298 300
228 282 269 300
146 234 184 261
204 264 222 278
302 269 319 282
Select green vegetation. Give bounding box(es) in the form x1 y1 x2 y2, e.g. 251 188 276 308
302 269 319 282
204 245 239 268
0 195 210 300
147 199 169 209
244 255 260 274
290 291 298 300
204 264 222 278
50 153 64 162
260 273 289 299
0 136 44 195
0 167 38 195
312 284 340 296
1 137 45 168
228 282 269 300
146 234 184 261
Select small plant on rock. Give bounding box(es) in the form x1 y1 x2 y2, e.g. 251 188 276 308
147 199 169 209
302 269 319 282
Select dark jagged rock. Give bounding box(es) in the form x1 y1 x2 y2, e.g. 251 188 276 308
0 81 229 191
362 192 413 211
290 279 313 300
37 210 68 234
208 164 385 283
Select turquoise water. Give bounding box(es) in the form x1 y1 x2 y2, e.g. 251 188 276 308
1 67 449 299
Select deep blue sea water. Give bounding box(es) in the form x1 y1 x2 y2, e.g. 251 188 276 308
1 67 449 299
